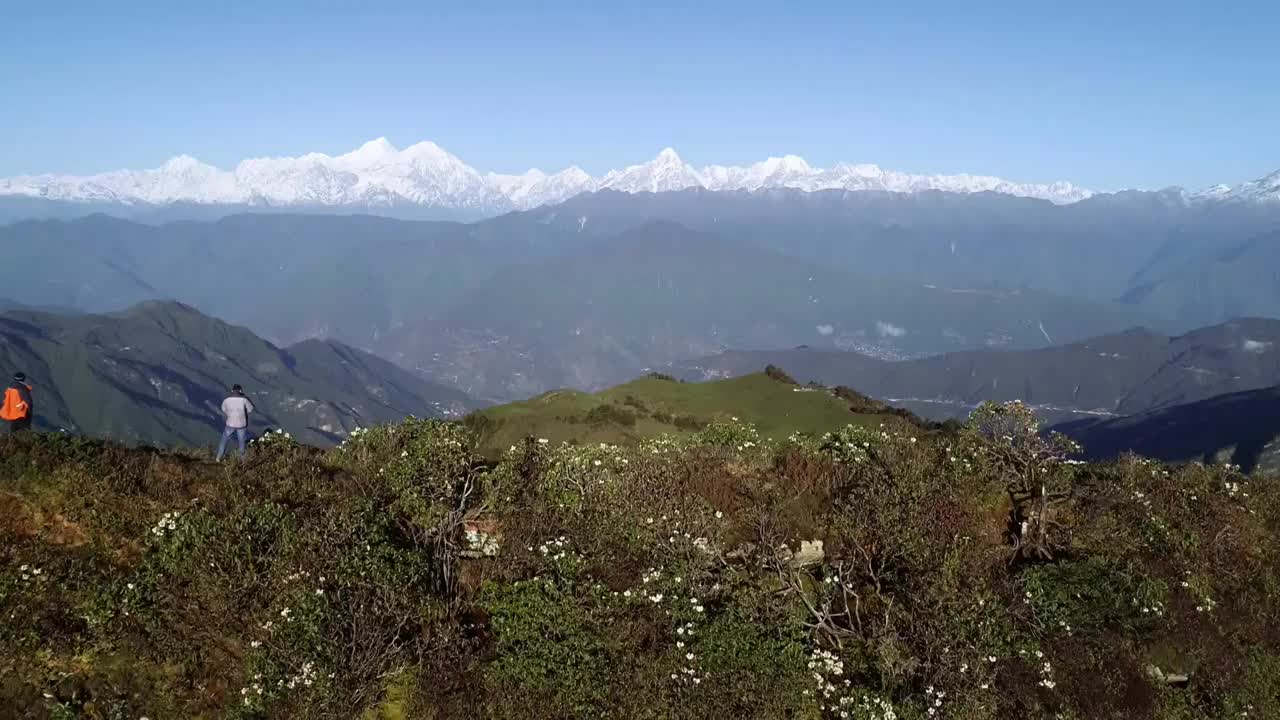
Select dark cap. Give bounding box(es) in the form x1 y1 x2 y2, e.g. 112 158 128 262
232 384 243 393
13 372 25 383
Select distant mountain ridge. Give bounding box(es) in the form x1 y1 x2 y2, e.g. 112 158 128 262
672 318 1280 424
0 212 1169 404
16 137 1274 216
1054 385 1280 474
6 138 1277 219
510 186 1280 308
0 301 470 447
391 221 1158 401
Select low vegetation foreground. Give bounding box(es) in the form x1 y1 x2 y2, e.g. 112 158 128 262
2 402 1277 719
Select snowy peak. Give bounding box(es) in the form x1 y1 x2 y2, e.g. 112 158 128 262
760 155 812 174
486 166 593 208
8 137 1269 213
160 155 211 172
1186 168 1280 204
597 148 705 194
654 147 683 164
346 136 398 159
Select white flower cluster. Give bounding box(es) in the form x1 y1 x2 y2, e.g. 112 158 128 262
822 426 874 465
240 674 265 705
808 647 845 694
665 525 710 549
1129 488 1173 542
239 662 335 706
1022 648 1057 690
641 512 717 559
532 536 583 574
17 564 43 582
1038 660 1057 690
943 443 979 469
924 685 946 717
820 423 931 466
853 694 898 720
641 435 686 456
336 426 369 451
537 536 571 561
822 570 854 592
1223 479 1249 499
1131 489 1153 509
1133 595 1166 617
1180 571 1218 613
251 428 295 447
670 623 704 685
285 661 318 690
535 442 638 499
805 649 898 719
151 511 182 538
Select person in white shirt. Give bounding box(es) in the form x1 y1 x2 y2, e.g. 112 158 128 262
216 384 255 461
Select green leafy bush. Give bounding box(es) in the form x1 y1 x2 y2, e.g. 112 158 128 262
584 404 638 427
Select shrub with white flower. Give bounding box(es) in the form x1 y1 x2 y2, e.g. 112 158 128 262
251 428 299 451
240 580 334 712
16 563 44 584
695 417 762 450
819 424 880 464
1179 571 1218 614
965 400 1082 561
805 648 898 719
335 425 369 452
536 442 632 509
533 535 585 579
150 510 183 539
377 419 475 532
639 434 690 457
1032 649 1058 691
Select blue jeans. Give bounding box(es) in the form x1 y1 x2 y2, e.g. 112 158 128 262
216 426 247 461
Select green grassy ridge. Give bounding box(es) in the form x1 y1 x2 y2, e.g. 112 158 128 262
470 372 919 455
1 414 1277 719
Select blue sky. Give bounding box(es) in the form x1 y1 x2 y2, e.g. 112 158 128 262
1 1 1276 190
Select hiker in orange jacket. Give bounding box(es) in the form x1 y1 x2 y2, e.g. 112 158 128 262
1 372 34 433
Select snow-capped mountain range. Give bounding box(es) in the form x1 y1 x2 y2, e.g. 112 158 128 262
1 138 1276 214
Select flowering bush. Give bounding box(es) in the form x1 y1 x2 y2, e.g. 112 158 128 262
251 427 299 451
965 400 1083 561
1 411 1278 719
696 416 762 449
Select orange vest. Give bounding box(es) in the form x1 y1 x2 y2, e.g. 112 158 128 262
0 384 31 421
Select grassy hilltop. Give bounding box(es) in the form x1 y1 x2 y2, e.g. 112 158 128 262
1 398 1278 719
468 370 935 456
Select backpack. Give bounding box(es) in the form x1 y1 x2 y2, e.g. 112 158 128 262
0 385 30 421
